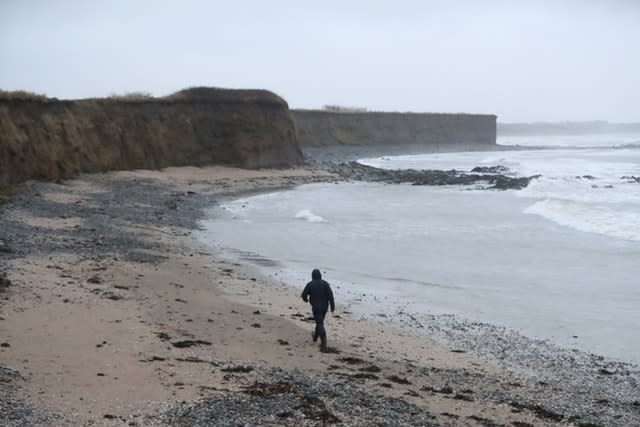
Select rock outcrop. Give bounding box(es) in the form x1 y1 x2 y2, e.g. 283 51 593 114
0 87 303 186
325 161 539 190
292 110 496 148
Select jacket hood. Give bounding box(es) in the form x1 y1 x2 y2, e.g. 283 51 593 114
312 269 322 280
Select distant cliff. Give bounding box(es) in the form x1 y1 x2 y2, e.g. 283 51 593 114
292 110 496 147
498 121 640 136
0 87 303 186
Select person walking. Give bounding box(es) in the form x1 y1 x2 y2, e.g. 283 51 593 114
301 269 335 352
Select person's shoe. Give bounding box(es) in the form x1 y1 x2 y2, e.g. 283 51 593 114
312 331 318 342
319 336 327 352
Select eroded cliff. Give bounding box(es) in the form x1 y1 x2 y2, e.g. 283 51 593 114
292 110 496 148
0 87 303 186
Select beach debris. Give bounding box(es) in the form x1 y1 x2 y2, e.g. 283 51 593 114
386 375 411 385
276 339 289 346
422 384 454 394
296 394 341 424
220 365 254 373
338 357 365 365
0 240 11 253
175 356 218 366
171 339 212 348
140 356 166 362
0 272 11 290
351 373 379 380
154 332 171 341
440 412 460 419
242 381 293 397
508 401 564 422
453 393 474 402
468 415 500 425
290 312 315 322
102 292 123 301
87 275 102 284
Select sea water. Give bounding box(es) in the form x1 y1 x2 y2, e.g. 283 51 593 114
198 134 640 364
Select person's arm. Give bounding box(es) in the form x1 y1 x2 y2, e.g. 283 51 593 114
301 283 310 303
327 283 335 312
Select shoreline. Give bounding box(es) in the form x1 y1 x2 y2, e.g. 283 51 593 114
1 164 638 426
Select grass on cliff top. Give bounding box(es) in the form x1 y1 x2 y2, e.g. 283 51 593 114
106 91 155 101
1 87 285 106
0 89 48 101
163 86 286 106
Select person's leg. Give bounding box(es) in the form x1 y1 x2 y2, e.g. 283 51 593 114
312 307 326 344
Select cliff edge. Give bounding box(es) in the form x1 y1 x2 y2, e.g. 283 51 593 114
292 110 496 148
0 87 303 186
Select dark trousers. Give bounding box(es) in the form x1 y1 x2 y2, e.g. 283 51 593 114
312 306 327 339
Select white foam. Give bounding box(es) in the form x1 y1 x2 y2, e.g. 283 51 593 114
295 209 327 223
361 146 640 242
524 199 640 241
498 133 640 148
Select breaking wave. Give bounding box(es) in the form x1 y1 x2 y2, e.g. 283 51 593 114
295 209 327 223
524 198 640 242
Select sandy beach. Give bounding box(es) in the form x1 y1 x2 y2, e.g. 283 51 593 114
1 165 638 426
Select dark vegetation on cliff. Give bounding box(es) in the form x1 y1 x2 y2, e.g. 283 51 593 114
0 87 302 186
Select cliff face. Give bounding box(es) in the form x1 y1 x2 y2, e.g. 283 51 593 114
292 110 496 147
0 88 303 186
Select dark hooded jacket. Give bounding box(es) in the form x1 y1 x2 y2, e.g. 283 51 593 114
301 269 335 312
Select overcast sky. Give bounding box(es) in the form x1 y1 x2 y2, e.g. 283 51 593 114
1 0 639 122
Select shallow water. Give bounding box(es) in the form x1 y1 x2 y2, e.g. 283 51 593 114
198 134 640 364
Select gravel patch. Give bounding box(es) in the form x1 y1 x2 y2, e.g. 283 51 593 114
0 367 60 426
148 367 439 427
377 309 640 427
